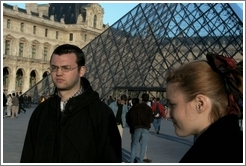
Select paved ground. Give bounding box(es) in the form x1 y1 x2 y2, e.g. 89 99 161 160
2 104 193 164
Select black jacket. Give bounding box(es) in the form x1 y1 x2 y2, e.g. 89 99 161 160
20 78 121 163
3 93 7 107
180 114 243 163
126 103 153 133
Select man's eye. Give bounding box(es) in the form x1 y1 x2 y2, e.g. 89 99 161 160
62 66 71 70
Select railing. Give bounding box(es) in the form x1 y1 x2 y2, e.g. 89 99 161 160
23 74 54 103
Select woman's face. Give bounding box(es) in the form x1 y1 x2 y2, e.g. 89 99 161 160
166 83 201 137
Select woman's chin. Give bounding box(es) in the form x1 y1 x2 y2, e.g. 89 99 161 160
174 128 187 137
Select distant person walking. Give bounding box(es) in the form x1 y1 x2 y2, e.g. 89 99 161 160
128 93 153 163
126 97 152 163
151 97 166 134
107 96 115 105
39 95 46 103
18 92 27 114
109 94 128 138
11 93 19 118
6 94 13 117
3 93 7 118
27 94 32 108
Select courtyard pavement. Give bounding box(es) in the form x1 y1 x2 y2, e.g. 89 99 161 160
2 104 194 164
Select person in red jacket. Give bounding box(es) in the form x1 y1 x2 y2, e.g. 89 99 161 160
151 97 165 134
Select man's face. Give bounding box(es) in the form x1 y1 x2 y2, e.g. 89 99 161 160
50 53 86 92
119 99 126 105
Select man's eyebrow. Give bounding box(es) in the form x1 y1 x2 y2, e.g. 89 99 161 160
50 65 71 66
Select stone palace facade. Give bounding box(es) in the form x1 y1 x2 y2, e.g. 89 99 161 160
3 3 109 94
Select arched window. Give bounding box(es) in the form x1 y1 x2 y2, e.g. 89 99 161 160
30 71 36 88
16 69 23 88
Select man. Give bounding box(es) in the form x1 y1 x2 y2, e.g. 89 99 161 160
128 93 153 163
126 97 152 163
151 97 165 134
11 93 19 118
20 44 121 163
23 94 28 108
18 92 27 114
109 94 128 138
107 96 115 105
27 94 32 108
3 93 7 118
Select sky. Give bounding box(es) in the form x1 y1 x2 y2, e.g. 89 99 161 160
3 1 139 26
3 1 244 26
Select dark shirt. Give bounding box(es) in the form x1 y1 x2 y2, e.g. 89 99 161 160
3 93 7 107
19 95 24 104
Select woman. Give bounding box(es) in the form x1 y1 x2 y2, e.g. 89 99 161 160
6 94 13 117
165 53 243 163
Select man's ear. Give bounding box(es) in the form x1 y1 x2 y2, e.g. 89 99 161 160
195 94 210 114
79 66 86 77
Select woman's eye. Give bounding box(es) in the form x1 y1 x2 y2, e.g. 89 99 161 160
167 103 175 109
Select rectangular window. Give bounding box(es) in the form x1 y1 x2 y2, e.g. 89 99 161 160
7 19 10 29
19 43 24 57
45 29 48 37
69 33 73 41
32 45 36 58
33 26 36 34
93 15 97 28
5 40 10 55
56 31 59 39
84 34 87 42
43 47 48 60
20 23 24 32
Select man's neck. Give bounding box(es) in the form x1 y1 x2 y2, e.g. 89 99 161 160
58 87 81 102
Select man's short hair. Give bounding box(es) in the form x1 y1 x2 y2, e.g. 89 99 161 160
50 44 85 66
141 93 149 102
120 94 127 101
132 98 140 105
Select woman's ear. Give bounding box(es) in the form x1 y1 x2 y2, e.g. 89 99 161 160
195 94 210 114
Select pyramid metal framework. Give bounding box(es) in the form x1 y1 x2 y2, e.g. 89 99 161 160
81 3 243 98
25 3 243 100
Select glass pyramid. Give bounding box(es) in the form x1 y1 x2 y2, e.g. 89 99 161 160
25 3 243 100
80 3 243 98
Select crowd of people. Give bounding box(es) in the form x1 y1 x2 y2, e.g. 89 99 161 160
3 92 32 118
3 44 242 163
104 52 243 163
